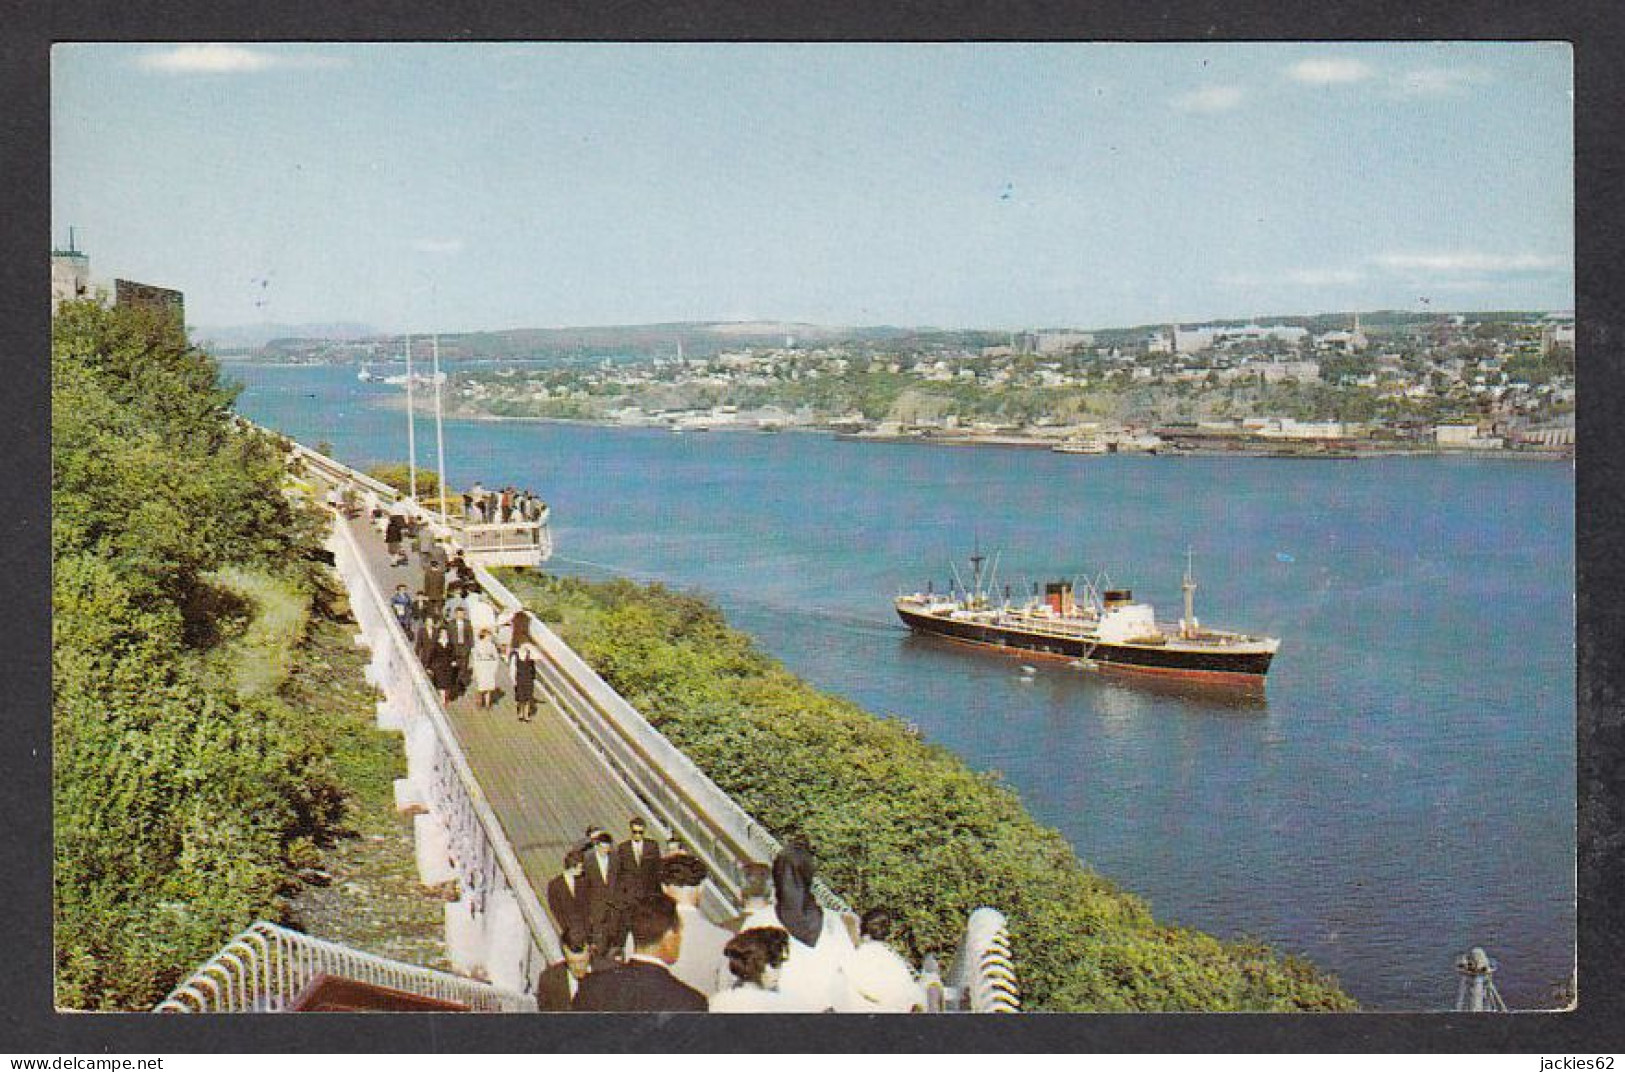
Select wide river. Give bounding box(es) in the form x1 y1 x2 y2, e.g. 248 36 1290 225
228 362 1576 1010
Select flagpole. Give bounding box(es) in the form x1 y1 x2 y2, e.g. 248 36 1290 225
433 334 448 525
405 332 418 503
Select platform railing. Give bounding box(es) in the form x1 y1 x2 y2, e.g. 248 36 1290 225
943 908 1021 1013
281 439 840 915
325 488 563 980
270 436 1028 1004
156 921 533 1013
474 566 856 920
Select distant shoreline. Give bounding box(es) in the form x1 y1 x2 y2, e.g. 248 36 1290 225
361 394 1572 462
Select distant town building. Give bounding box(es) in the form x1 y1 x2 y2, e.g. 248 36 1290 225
1539 312 1575 356
1435 423 1503 450
51 232 93 313
115 278 186 326
1173 323 1309 354
1035 331 1095 355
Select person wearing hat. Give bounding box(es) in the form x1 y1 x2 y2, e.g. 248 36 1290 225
580 828 625 957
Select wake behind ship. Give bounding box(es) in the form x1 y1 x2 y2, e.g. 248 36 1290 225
895 552 1279 684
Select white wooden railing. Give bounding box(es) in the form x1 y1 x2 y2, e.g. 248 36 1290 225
156 921 532 1013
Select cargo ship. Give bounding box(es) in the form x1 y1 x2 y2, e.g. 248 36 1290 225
895 551 1279 684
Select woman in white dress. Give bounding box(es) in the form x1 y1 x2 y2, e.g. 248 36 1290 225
770 845 856 1012
708 928 796 1013
470 628 502 709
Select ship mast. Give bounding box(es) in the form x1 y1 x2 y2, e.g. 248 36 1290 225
433 334 448 525
969 546 987 608
1181 547 1198 638
405 333 418 503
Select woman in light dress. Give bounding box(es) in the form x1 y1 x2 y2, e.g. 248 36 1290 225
841 907 926 1013
770 845 856 1012
708 929 796 1013
470 628 502 709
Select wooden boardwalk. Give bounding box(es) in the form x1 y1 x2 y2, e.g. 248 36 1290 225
340 508 649 925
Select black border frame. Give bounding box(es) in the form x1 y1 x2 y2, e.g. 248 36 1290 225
6 1 1621 1053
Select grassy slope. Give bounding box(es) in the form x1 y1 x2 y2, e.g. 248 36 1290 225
207 565 449 970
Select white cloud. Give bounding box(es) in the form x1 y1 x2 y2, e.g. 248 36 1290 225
1394 66 1484 97
1286 57 1374 85
137 44 342 74
1171 85 1245 113
1286 267 1366 287
1219 267 1364 288
1376 251 1564 273
411 238 465 255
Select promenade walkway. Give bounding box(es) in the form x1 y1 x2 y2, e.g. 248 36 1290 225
335 502 651 928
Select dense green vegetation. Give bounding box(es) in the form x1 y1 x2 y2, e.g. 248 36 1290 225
51 302 424 1008
499 571 1356 1012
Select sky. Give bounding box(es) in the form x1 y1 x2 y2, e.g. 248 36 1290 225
52 42 1573 334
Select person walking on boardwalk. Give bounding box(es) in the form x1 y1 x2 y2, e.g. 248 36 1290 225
448 606 475 698
422 555 446 618
581 829 624 958
413 600 440 665
510 643 540 722
536 927 611 1012
384 510 407 566
426 628 459 706
546 846 591 941
660 853 732 997
470 628 502 709
609 817 666 954
617 818 664 902
570 895 707 1012
390 583 414 632
709 928 796 1013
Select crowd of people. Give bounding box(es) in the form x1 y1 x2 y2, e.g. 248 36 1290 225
336 483 924 1014
462 480 546 526
365 492 544 717
539 823 928 1014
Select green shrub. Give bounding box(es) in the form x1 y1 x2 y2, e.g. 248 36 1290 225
52 302 342 1009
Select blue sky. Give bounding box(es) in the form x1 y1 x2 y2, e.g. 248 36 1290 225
52 42 1572 333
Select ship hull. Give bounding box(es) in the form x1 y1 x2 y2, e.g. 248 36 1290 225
896 604 1274 681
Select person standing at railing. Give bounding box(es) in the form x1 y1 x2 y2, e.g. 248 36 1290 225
839 908 926 1013
571 896 707 1012
771 845 856 1012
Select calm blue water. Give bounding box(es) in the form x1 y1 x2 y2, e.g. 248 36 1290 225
227 362 1576 1010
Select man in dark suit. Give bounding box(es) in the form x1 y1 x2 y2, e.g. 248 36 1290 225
571 895 707 1012
546 846 590 940
535 928 611 1011
447 606 475 696
606 817 664 954
579 830 623 957
616 817 664 904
